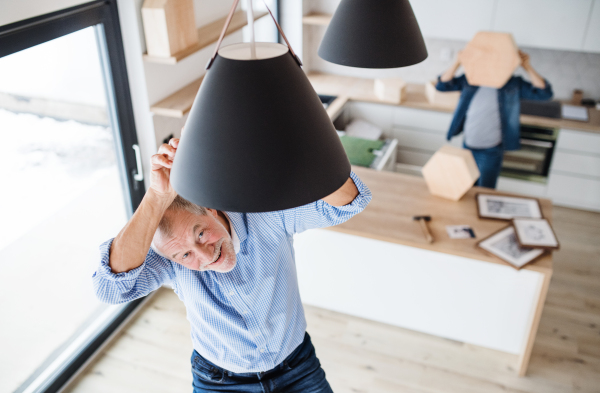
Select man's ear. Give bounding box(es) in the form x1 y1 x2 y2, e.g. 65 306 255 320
206 208 218 218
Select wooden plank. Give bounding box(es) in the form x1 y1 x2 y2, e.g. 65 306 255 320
150 76 203 117
302 13 332 26
143 10 268 65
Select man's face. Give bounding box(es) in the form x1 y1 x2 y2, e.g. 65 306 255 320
154 209 237 273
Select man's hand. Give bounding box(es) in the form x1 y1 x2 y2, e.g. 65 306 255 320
109 137 180 273
150 138 179 202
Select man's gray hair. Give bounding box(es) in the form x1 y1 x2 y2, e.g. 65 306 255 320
158 195 207 238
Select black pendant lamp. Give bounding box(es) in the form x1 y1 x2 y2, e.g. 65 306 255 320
170 0 350 213
318 0 428 69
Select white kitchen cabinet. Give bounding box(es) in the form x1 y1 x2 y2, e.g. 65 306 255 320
347 101 394 132
391 127 447 151
392 106 453 133
295 229 544 356
493 0 593 51
409 0 495 41
547 128 600 211
551 151 600 178
547 173 600 211
583 0 600 52
555 128 600 154
496 177 548 199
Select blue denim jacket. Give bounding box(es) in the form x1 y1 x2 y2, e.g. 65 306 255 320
435 74 553 151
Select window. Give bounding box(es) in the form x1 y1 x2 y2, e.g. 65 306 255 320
0 2 146 392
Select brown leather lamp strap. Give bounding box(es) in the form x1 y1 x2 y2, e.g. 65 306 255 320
206 0 302 70
261 0 302 66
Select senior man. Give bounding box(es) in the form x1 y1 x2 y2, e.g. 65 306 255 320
93 138 371 392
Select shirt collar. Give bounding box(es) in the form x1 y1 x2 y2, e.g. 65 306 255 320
222 212 247 254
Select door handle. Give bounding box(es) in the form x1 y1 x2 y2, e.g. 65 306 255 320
132 144 144 182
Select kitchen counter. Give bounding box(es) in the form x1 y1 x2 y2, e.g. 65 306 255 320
308 72 600 134
331 166 553 273
295 167 553 376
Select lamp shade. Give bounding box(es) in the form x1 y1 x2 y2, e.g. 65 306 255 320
170 42 351 212
318 0 428 69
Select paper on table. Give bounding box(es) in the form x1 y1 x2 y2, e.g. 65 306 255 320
561 104 589 122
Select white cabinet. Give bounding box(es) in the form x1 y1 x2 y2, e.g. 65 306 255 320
410 0 495 41
347 101 394 132
547 129 600 211
493 0 593 51
584 0 600 52
391 106 453 132
547 174 600 211
553 127 600 153
295 229 544 355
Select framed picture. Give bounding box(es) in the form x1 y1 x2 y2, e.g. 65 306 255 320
476 193 543 221
512 218 560 250
477 226 546 269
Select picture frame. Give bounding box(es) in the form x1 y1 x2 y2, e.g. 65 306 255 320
512 218 560 250
476 193 543 221
477 226 546 270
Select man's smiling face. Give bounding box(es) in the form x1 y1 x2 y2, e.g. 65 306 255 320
153 208 237 273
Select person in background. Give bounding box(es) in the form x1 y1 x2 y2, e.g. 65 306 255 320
436 50 553 188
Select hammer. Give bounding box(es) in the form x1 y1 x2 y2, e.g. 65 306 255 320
413 215 434 243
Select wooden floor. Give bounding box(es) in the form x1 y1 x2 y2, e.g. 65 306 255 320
65 206 600 393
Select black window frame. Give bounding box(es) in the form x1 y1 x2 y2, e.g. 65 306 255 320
0 1 147 392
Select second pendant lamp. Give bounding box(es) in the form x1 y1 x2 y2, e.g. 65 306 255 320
170 0 350 213
318 0 428 69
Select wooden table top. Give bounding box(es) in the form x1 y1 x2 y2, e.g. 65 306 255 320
327 167 553 274
308 72 600 134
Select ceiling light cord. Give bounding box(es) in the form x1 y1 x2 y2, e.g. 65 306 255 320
246 0 256 59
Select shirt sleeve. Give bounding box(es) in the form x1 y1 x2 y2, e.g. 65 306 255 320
279 171 372 235
92 238 175 304
518 77 554 100
435 74 466 92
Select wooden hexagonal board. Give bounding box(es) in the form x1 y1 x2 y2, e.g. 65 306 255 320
422 145 480 201
460 31 521 88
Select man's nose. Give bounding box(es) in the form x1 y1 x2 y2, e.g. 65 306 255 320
195 242 215 262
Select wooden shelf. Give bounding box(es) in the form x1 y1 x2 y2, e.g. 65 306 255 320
150 76 203 117
143 10 268 65
302 13 332 26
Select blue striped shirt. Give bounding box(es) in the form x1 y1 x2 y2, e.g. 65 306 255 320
93 171 371 373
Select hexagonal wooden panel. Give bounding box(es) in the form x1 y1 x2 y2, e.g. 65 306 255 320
460 31 521 88
422 145 480 201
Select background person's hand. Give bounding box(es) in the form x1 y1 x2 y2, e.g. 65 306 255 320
519 50 531 69
455 50 463 65
150 138 179 201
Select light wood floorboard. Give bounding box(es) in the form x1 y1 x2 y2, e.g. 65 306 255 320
65 206 600 393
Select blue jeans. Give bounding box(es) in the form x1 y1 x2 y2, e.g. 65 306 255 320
465 143 504 189
191 332 333 393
